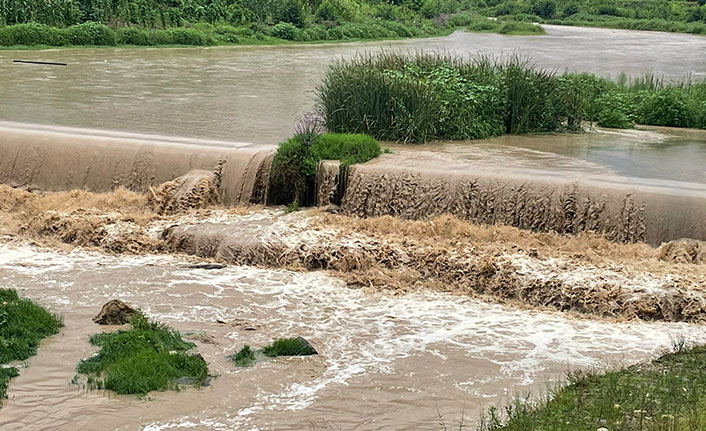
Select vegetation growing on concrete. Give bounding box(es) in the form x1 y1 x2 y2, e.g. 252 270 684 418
269 126 381 205
0 288 62 400
76 311 208 395
318 52 706 143
480 342 706 431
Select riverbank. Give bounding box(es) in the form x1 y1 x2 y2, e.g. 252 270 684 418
483 342 706 430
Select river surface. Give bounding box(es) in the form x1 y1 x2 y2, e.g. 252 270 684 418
1 25 706 144
2 242 706 431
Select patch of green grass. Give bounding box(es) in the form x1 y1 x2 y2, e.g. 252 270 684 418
262 337 317 357
0 288 62 399
480 343 706 431
76 311 208 395
229 345 257 367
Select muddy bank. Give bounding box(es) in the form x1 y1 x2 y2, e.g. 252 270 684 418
0 122 274 205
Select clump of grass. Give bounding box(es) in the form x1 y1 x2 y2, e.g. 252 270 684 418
262 337 317 357
75 310 208 395
268 131 381 205
0 288 62 399
318 52 706 144
229 345 256 367
480 343 706 430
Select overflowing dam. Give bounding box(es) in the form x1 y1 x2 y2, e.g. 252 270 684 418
2 121 704 245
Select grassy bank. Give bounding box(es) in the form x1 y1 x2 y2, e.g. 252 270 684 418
0 0 536 48
481 343 706 431
0 288 62 399
76 311 208 394
317 52 706 143
474 0 706 36
268 129 381 205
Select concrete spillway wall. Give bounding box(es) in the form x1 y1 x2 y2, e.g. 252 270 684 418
0 122 274 205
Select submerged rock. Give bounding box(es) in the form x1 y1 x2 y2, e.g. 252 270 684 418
659 239 706 264
92 299 136 325
186 263 227 270
263 337 318 357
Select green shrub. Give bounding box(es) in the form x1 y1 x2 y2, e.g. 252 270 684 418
262 338 316 357
311 133 381 166
117 27 152 45
76 311 208 394
65 22 116 46
268 131 380 205
271 21 298 40
230 345 256 367
316 0 356 23
637 87 693 127
1 23 67 46
0 288 63 398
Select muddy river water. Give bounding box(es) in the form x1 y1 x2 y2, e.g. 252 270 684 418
1 25 706 143
1 24 706 430
2 242 706 430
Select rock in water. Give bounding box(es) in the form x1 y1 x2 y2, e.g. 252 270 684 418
658 239 706 264
93 299 136 325
293 337 317 356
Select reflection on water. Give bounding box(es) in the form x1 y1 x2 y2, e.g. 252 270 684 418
1 25 706 143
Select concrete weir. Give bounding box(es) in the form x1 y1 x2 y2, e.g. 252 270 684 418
0 121 275 205
1 122 705 245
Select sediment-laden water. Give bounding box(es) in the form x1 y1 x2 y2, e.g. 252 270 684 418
1 25 705 143
2 241 706 431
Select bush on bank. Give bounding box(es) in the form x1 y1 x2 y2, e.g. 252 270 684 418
0 288 63 399
317 52 706 143
268 132 381 206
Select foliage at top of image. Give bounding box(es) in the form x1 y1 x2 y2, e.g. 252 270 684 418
0 288 63 399
317 51 706 143
480 342 706 431
0 0 487 47
479 0 706 35
76 310 209 395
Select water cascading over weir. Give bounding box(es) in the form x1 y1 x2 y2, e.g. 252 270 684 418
1 121 704 246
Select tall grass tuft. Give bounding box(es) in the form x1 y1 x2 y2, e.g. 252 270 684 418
75 310 209 395
318 52 706 143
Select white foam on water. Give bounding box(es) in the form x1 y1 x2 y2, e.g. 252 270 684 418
3 242 706 431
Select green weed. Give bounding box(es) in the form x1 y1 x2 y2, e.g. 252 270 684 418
76 310 209 395
0 289 62 399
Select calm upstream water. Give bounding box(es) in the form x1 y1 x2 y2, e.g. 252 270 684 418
1 25 706 144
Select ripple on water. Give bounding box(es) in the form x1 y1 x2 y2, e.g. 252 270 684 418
1 243 705 430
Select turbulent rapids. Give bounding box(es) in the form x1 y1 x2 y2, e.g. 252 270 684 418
1 121 706 430
1 122 705 245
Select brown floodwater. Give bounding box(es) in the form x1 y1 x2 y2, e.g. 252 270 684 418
1 25 705 143
2 241 706 431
